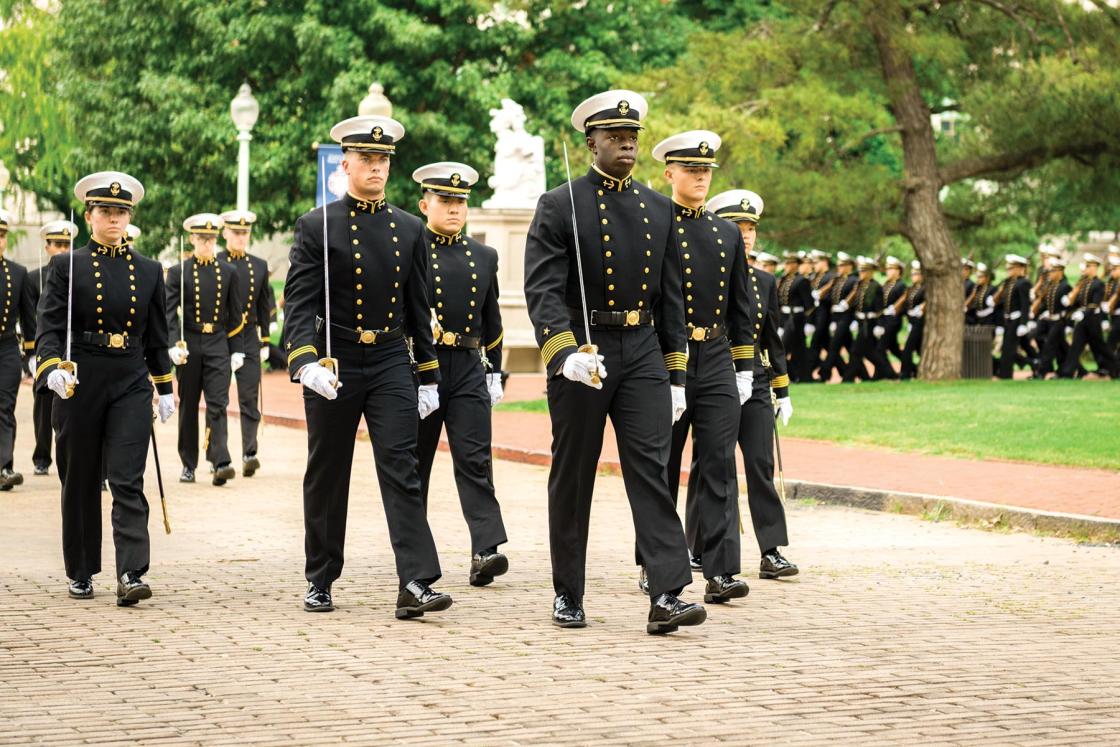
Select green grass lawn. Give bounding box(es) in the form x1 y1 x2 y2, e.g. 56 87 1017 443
497 379 1119 470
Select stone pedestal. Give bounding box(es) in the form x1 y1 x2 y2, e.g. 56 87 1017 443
468 207 541 373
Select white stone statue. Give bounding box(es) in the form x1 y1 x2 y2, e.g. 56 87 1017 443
483 98 545 209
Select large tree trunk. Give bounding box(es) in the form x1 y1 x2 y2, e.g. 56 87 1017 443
867 2 962 380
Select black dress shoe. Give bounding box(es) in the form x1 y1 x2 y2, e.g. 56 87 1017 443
116 571 151 607
647 593 706 634
33 464 49 476
242 455 260 477
212 463 236 486
552 593 586 628
469 549 508 587
0 468 22 491
704 574 749 603
395 580 452 619
303 584 334 612
180 468 195 483
689 554 703 572
637 566 649 594
68 578 94 599
760 549 799 579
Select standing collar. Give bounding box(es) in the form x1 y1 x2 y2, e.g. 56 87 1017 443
427 226 463 245
344 192 388 214
588 164 633 192
194 254 215 266
673 200 706 219
91 239 129 257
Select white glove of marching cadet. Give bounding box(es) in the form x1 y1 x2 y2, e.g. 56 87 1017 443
828 322 837 334
562 350 607 389
810 289 821 302
299 362 340 400
775 396 793 427
168 345 187 366
873 325 885 339
735 370 754 406
883 305 896 317
27 355 35 377
908 306 924 319
671 385 687 424
1016 324 1029 338
486 373 504 407
417 383 440 419
47 368 76 399
1103 319 1112 333
1071 309 1085 324
260 345 269 363
230 352 245 373
1102 300 1112 315
158 393 176 423
803 323 816 338
849 320 858 335
833 300 850 313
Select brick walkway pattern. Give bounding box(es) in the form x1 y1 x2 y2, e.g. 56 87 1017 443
1 393 1119 745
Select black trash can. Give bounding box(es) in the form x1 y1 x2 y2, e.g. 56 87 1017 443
962 324 994 379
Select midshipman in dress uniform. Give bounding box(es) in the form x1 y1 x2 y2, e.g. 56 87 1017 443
993 255 1032 379
412 161 509 587
1060 254 1117 378
523 90 706 634
0 210 36 490
35 171 176 605
166 214 246 485
777 251 812 382
283 115 451 618
218 209 272 476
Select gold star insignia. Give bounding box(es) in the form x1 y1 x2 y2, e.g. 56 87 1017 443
542 326 550 336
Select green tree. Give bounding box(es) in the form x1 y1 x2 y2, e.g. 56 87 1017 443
636 0 1120 379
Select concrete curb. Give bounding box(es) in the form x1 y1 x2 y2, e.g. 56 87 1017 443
256 410 1120 543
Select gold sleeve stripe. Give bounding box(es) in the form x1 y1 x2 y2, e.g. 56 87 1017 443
663 352 688 371
287 345 317 365
227 318 246 338
416 360 440 372
36 357 61 380
486 331 504 351
771 374 790 389
730 345 755 359
151 373 174 384
22 341 35 350
540 331 577 363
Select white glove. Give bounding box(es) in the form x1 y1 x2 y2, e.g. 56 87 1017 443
1102 319 1111 333
486 372 504 407
1102 300 1111 314
158 393 176 422
47 368 76 399
670 385 687 424
1039 310 1050 322
562 351 607 389
1071 309 1085 323
230 352 245 372
775 396 793 427
829 322 837 334
883 305 896 317
873 325 884 339
777 326 785 340
168 346 187 366
849 320 858 335
803 323 816 338
985 295 996 308
299 362 340 400
417 383 440 419
260 345 269 362
833 300 849 313
1016 324 1029 338
810 289 821 301
1027 320 1037 333
1060 294 1071 307
27 355 35 377
1008 310 1022 320
735 370 753 405
1029 288 1037 302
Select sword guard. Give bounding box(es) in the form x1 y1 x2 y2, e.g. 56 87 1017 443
319 357 341 389
175 339 189 361
58 360 78 397
578 343 601 385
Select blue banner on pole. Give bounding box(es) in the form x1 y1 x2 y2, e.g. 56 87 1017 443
316 144 344 207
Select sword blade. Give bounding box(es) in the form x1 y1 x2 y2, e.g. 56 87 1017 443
561 141 594 349
65 210 74 362
150 423 170 534
320 167 332 361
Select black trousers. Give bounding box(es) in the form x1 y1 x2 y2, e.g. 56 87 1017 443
995 322 1028 379
1108 316 1119 357
176 331 231 470
1060 315 1117 378
32 386 54 470
54 347 152 580
844 321 894 382
302 338 441 590
877 316 904 370
232 354 262 458
0 339 21 471
546 326 691 603
722 388 789 555
819 315 854 381
639 338 739 579
416 347 507 555
805 310 830 381
1035 320 1067 377
782 315 808 382
900 319 925 378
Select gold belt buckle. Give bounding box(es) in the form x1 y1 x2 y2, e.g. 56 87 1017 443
201 323 214 334
625 310 641 326
359 330 377 344
108 333 125 349
691 327 706 341
441 331 457 346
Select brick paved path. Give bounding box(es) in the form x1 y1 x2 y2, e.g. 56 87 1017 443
1 394 1118 745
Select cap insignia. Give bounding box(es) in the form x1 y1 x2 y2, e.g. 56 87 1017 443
450 173 461 187
372 126 383 142
618 100 630 116
699 141 709 155
109 182 121 196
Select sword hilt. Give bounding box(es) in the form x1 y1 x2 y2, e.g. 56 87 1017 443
58 360 78 397
175 339 189 360
578 343 601 385
318 357 341 389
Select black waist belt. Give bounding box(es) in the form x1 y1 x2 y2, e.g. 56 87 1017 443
185 323 225 335
568 308 653 329
79 331 141 349
316 317 404 346
686 323 725 342
434 330 480 349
